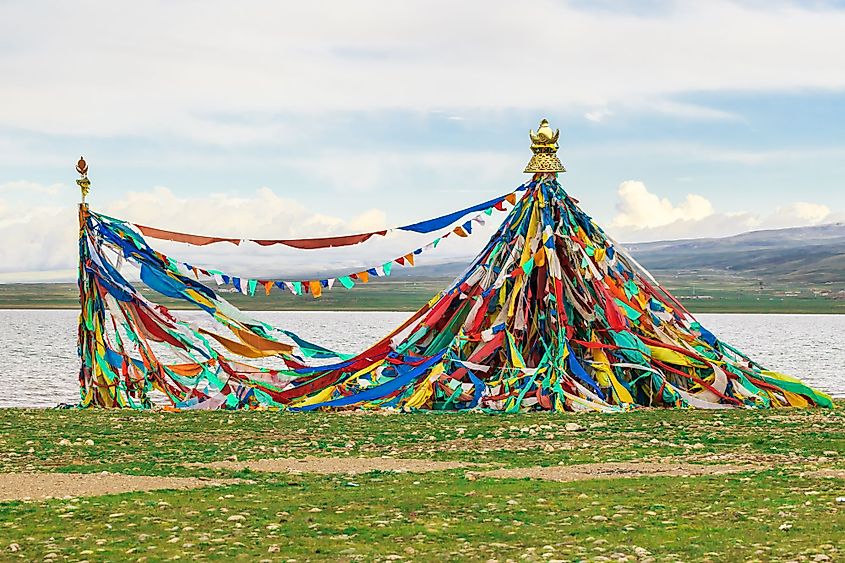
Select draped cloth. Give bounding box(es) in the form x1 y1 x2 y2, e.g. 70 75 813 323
75 176 832 412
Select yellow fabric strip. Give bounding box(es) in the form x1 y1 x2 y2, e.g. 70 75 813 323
233 327 293 355
403 363 444 409
782 390 810 408
199 328 281 359
507 332 526 369
649 345 695 366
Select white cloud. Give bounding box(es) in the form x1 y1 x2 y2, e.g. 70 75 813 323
766 202 832 229
2 1 845 142
348 209 389 232
106 186 363 240
0 199 76 277
607 181 840 242
611 180 714 229
635 100 739 121
569 142 845 166
584 108 613 123
0 180 63 196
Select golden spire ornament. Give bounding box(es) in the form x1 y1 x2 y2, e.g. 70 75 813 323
76 156 91 203
524 118 566 174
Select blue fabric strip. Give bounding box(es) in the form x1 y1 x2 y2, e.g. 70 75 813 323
398 186 527 234
566 347 606 398
294 352 445 410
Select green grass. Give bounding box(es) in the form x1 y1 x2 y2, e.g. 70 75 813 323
1 407 843 561
1 279 844 313
651 271 845 314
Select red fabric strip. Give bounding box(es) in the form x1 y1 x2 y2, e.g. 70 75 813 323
571 339 617 350
449 331 506 381
136 223 388 250
253 231 387 249
136 224 241 246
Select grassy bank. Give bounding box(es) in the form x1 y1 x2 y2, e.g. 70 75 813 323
0 406 843 561
1 280 844 314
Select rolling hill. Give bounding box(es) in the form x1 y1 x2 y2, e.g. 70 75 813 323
625 223 845 285
396 223 845 287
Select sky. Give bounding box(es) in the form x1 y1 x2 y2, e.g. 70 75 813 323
1 0 844 281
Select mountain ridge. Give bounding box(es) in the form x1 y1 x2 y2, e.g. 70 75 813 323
391 223 845 285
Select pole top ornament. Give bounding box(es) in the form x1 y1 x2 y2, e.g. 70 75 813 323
524 119 566 174
76 156 90 203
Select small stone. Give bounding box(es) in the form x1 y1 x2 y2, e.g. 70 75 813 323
58 439 71 446
592 515 608 521
8 544 20 552
84 439 95 446
227 515 245 522
308 507 322 513
565 422 585 432
268 545 280 553
779 522 792 531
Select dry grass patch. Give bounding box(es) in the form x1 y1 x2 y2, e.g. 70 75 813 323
0 472 238 502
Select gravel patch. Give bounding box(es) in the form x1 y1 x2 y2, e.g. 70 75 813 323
0 472 238 502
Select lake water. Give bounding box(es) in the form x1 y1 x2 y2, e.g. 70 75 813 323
0 310 842 407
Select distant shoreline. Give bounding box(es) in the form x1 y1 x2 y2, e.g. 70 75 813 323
1 306 842 315
1 280 843 315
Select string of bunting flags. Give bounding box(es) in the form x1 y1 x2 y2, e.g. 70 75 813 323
91 189 524 298
132 187 526 249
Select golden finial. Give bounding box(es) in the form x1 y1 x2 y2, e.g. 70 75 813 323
524 118 566 174
75 156 91 203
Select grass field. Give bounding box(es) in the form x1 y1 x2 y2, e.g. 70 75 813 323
655 272 845 314
1 279 843 314
1 407 843 561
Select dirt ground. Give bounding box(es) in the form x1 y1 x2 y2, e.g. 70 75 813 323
196 456 474 474
805 468 845 479
0 472 238 501
474 461 758 482
0 458 783 502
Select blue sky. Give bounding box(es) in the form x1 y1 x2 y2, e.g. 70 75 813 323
1 0 843 281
